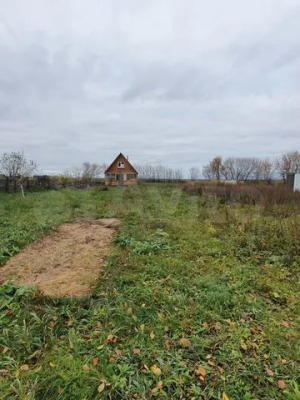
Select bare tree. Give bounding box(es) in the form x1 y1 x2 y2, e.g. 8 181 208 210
221 157 259 181
202 156 222 180
134 163 182 181
189 167 200 181
0 151 38 178
275 151 300 181
254 159 275 183
0 151 38 197
65 162 106 181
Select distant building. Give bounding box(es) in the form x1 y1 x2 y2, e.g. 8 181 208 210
287 173 300 191
105 153 138 187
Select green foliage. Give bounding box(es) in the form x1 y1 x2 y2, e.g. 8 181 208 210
0 184 299 399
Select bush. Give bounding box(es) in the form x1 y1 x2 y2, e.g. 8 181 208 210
183 182 300 208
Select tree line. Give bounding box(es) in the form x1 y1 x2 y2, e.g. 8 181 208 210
200 151 300 182
1 150 300 184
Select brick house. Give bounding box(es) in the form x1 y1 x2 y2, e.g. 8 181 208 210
104 153 138 187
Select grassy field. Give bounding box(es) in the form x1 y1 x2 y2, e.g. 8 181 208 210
0 184 299 399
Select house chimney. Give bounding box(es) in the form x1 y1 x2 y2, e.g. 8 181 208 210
127 155 129 160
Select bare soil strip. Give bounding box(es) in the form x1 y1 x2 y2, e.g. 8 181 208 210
1 219 120 297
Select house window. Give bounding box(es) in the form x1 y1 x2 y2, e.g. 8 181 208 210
106 173 116 180
127 174 137 180
118 162 125 168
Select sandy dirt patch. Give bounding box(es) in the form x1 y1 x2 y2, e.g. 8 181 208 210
1 218 120 297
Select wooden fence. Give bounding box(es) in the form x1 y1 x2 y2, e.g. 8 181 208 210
0 176 104 193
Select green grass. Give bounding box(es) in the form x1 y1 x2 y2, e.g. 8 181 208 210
0 184 299 399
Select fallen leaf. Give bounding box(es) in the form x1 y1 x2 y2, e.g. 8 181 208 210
115 349 122 356
109 357 116 364
202 322 209 330
20 364 29 372
98 383 105 393
151 365 162 376
266 368 275 377
278 380 286 390
140 324 145 332
92 358 99 366
282 321 290 328
150 331 155 339
223 393 230 400
214 322 222 330
218 366 225 374
97 345 104 350
104 334 117 344
151 380 163 394
157 312 164 320
208 360 216 367
133 348 140 354
57 388 63 395
49 362 55 368
179 338 192 348
82 364 90 373
240 343 247 351
195 366 206 377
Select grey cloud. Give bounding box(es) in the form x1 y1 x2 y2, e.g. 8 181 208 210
0 0 300 175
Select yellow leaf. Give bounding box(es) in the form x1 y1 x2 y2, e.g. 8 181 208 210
179 338 192 348
157 312 164 320
223 393 230 400
140 324 145 332
98 383 105 393
150 331 155 339
151 365 162 376
240 343 247 351
20 364 30 372
49 362 55 368
82 364 90 373
97 345 104 350
104 334 117 344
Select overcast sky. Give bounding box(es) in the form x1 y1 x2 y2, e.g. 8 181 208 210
0 0 299 175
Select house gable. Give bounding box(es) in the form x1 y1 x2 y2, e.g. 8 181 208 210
105 153 138 175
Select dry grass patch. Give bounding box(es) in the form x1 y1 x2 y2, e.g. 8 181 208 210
1 218 120 297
